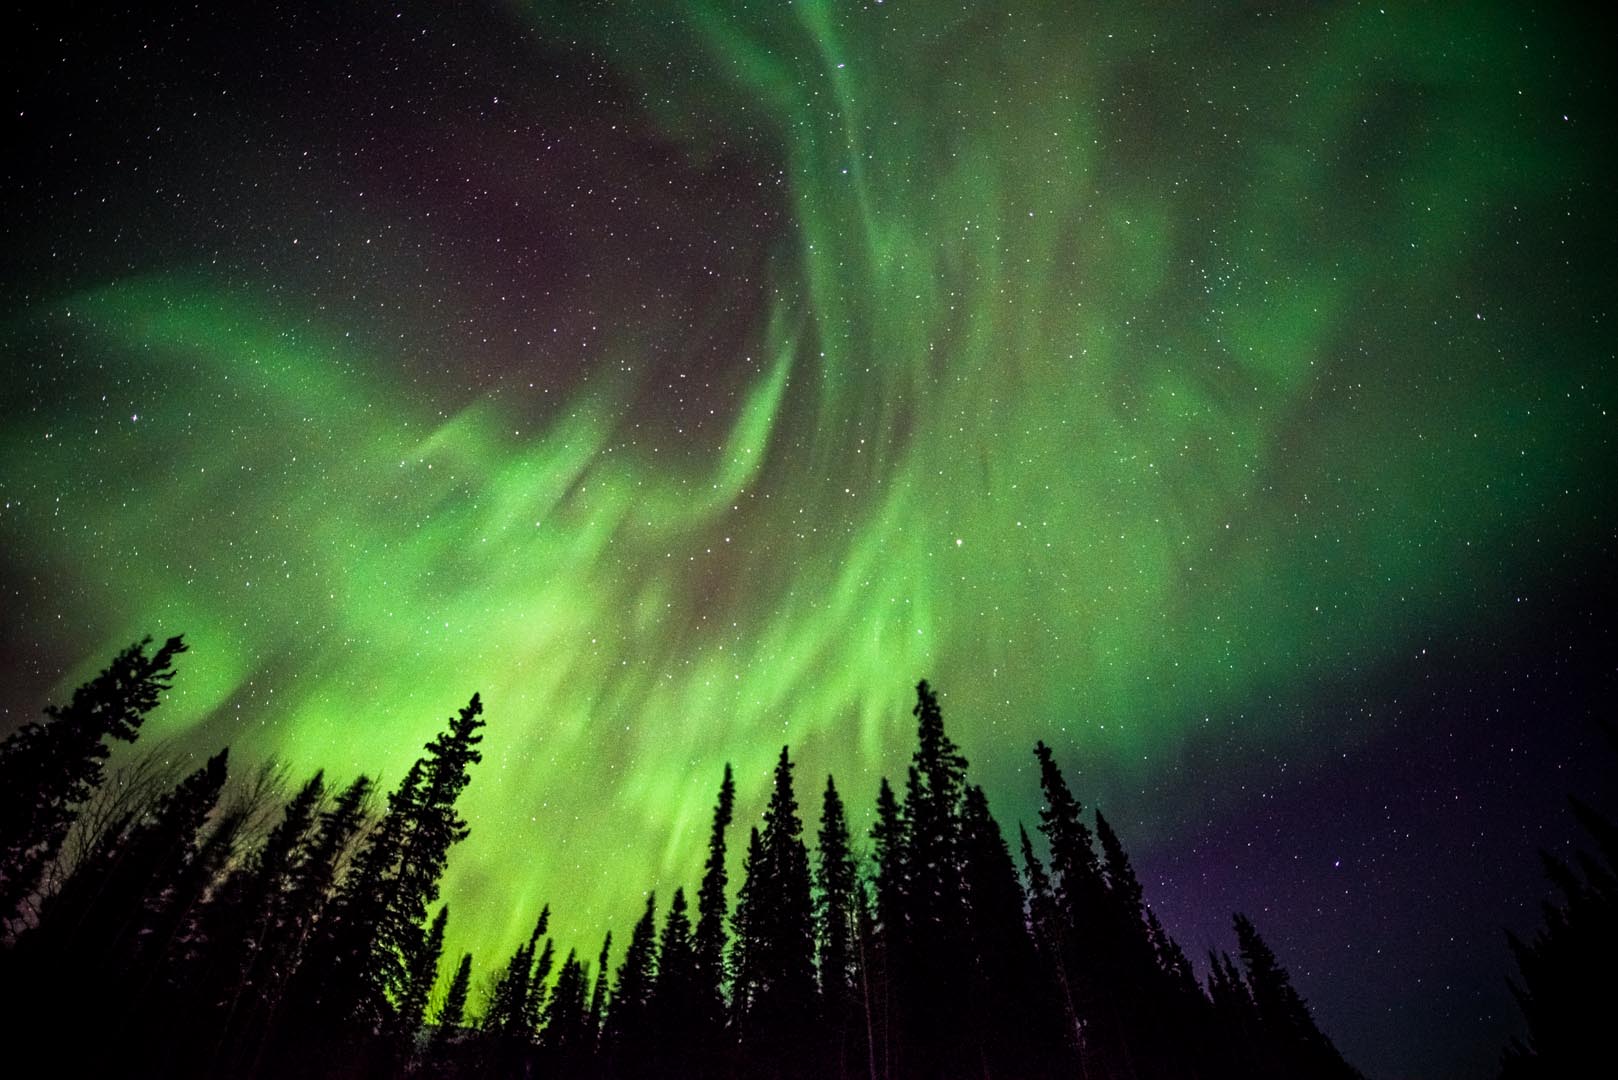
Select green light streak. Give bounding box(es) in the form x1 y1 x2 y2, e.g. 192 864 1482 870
1 1 1607 970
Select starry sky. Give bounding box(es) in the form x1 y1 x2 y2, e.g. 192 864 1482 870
2 3 1613 1076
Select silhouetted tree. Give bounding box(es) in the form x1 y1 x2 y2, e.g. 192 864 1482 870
735 746 817 1074
587 930 612 1054
543 948 590 1055
1208 947 1265 1076
895 682 972 1078
397 903 447 1054
430 951 473 1061
1033 741 1133 1077
650 886 698 1068
486 906 550 1039
870 775 907 950
607 892 658 1073
178 770 325 1071
730 825 764 1024
276 695 485 1076
816 774 862 1077
20 748 228 1073
867 776 906 1077
694 762 736 1033
1235 912 1359 1080
0 635 186 929
1499 718 1618 1080
960 784 1063 1077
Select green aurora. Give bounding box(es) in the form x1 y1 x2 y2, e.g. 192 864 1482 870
1 0 1610 1017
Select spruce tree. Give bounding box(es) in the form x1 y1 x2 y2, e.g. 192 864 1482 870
736 746 817 1072
483 905 550 1076
694 762 736 1028
1095 809 1144 923
816 775 863 1077
896 682 971 1078
587 930 612 1052
1234 913 1359 1079
189 771 326 1054
1208 948 1267 1076
651 886 698 1065
1501 784 1618 1079
486 905 550 1041
432 951 473 1054
959 784 1061 1077
816 775 857 1003
868 779 907 1078
397 903 448 1050
608 892 659 1068
1032 741 1104 927
870 777 908 942
0 634 186 928
543 948 592 1062
730 826 764 1023
1021 821 1083 1060
217 772 372 1078
23 748 229 1073
902 681 969 935
528 935 556 1030
276 694 484 1074
1032 742 1125 1075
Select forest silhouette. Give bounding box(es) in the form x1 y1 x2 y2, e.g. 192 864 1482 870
0 635 1601 1078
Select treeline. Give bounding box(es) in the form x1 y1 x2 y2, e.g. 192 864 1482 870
0 635 1365 1079
1498 720 1618 1079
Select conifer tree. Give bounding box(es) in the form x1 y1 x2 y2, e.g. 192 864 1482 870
292 758 426 1048
816 774 862 1077
1095 809 1145 923
864 778 906 1077
896 683 971 1078
397 903 447 1049
216 772 372 1078
432 951 473 1054
651 886 698 1064
871 776 908 942
1500 782 1618 1080
694 762 736 1027
23 748 229 1073
543 948 592 1062
587 930 612 1050
730 825 764 1022
0 634 186 928
816 775 857 1003
529 935 556 1029
283 774 374 938
902 681 969 936
1234 913 1359 1079
959 784 1061 1077
486 906 550 1040
1032 741 1104 927
1021 821 1083 1059
736 746 817 1072
1033 742 1128 1075
1208 947 1266 1076
608 892 659 1067
190 771 325 1045
277 695 484 1074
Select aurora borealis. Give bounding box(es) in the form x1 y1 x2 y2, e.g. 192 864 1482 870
2 2 1612 1075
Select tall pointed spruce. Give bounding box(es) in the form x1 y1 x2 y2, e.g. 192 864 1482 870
277 694 485 1073
737 746 817 1069
694 761 736 1027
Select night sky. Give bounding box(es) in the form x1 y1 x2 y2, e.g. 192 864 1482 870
2 3 1613 1077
